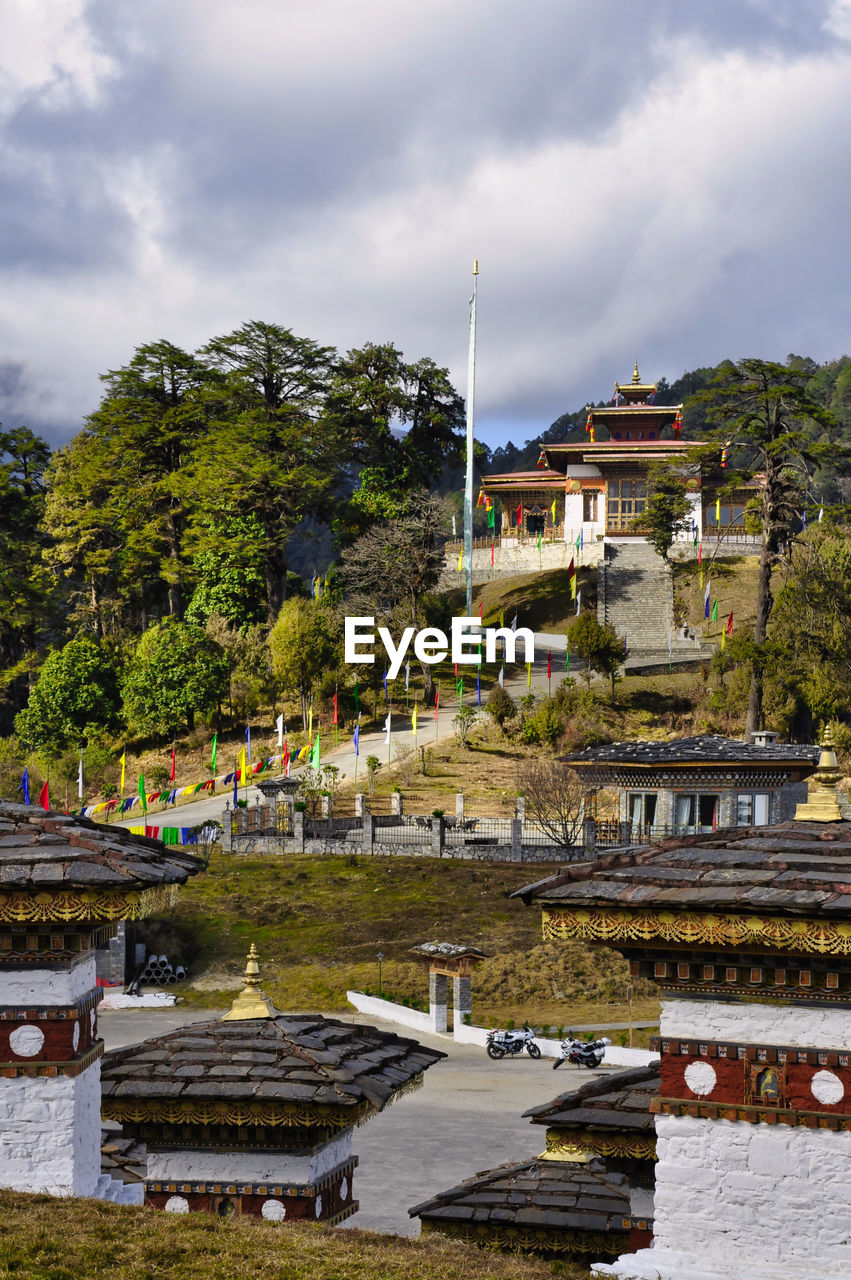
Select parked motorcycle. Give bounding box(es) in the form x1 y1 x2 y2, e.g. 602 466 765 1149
486 1023 542 1060
552 1034 611 1070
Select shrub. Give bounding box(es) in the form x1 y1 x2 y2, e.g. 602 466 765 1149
485 684 515 727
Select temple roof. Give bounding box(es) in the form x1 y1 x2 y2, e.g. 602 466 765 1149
409 1155 635 1236
523 1066 659 1133
0 801 203 892
102 1014 445 1118
411 941 487 960
562 735 820 770
513 821 851 920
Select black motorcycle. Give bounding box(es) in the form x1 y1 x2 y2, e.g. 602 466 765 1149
552 1034 611 1069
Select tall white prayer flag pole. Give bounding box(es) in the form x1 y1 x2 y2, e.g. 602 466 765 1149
463 258 478 617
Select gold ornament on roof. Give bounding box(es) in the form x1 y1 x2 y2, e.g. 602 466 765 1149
221 943 279 1021
632 361 641 383
794 726 843 823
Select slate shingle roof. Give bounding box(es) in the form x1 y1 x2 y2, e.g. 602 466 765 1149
102 1014 445 1113
0 801 203 890
409 1156 633 1233
514 821 851 916
562 735 819 768
522 1066 659 1133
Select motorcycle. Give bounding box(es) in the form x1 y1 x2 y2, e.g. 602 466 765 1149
552 1034 611 1070
486 1023 541 1060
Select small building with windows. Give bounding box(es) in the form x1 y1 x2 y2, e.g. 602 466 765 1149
562 734 820 841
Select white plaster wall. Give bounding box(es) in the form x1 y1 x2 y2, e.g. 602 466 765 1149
595 1115 851 1280
147 1132 352 1184
564 491 583 536
661 998 851 1050
346 991 433 1034
0 956 96 1006
0 1062 101 1196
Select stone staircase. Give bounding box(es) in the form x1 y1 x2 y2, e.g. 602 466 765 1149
597 540 705 660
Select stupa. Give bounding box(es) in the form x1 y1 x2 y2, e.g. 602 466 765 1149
101 946 445 1221
0 801 202 1200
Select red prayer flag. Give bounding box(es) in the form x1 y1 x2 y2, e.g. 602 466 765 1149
283 740 290 776
515 502 522 526
727 610 734 635
332 690 338 725
478 601 483 621
547 651 552 678
38 781 49 811
170 743 175 782
567 557 575 578
698 543 702 564
454 662 458 678
490 539 495 566
434 686 440 721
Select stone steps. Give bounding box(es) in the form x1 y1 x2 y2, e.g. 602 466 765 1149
597 542 676 654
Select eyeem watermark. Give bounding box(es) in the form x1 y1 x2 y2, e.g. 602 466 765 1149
344 616 535 679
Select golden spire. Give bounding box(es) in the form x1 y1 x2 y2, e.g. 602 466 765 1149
794 726 844 823
221 943 278 1021
632 361 641 384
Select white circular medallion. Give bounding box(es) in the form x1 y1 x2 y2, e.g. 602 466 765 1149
340 1177 348 1201
315 1194 323 1219
9 1025 45 1058
684 1060 717 1097
164 1195 189 1214
72 1022 80 1052
261 1199 286 1221
811 1070 844 1105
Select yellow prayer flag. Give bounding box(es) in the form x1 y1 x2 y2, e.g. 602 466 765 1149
526 662 532 688
411 702 418 736
715 497 721 523
308 704 313 738
119 751 126 796
238 746 247 784
570 574 577 600
550 498 556 522
457 548 463 572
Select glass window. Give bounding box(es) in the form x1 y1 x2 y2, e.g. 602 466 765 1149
676 793 718 832
737 793 770 826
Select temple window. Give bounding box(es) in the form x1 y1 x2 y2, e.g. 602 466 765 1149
583 491 598 521
628 792 657 831
736 792 770 825
675 793 718 832
607 480 647 528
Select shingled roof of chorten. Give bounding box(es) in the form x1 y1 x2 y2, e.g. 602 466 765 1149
522 1065 659 1134
0 801 203 893
514 821 851 918
101 1014 445 1120
409 1156 636 1245
561 735 820 769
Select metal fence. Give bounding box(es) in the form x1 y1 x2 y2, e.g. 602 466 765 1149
443 816 514 846
521 819 579 848
305 816 362 841
373 815 433 845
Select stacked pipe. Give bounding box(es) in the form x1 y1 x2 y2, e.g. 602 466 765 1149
139 954 188 987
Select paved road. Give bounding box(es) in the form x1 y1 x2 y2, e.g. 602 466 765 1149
109 634 583 832
99 1004 627 1237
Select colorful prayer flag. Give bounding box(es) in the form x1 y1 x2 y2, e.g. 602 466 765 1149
575 590 581 615
411 702 418 737
77 756 83 801
331 693 337 726
283 740 290 776
487 503 495 529
38 780 49 811
17 768 30 805
550 498 556 522
211 734 218 771
457 548 463 572
726 610 734 635
119 750 126 796
276 711 285 743
170 743 176 783
547 651 552 679
715 497 721 523
515 502 522 527
711 599 718 622
476 670 481 705
138 774 147 816
526 662 531 688
490 539 495 566
384 712 392 745
498 664 504 687
353 722 360 756
310 732 321 770
704 581 711 618
238 746 247 784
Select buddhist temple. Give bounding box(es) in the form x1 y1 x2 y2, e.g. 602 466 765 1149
514 753 851 1279
409 1065 658 1260
481 364 752 545
0 801 202 1201
565 733 820 842
101 947 445 1222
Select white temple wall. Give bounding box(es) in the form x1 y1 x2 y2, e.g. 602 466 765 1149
147 1131 353 1185
0 1063 101 1196
595 1115 851 1280
2 956 96 1005
563 491 583 536
660 998 851 1049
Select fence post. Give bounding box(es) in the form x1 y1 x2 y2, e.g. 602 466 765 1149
515 794 525 821
221 809 233 852
391 791 403 816
293 809 305 852
321 794 332 819
362 813 374 853
511 818 523 858
354 793 365 817
455 792 465 821
431 816 444 857
583 817 596 855
618 819 632 846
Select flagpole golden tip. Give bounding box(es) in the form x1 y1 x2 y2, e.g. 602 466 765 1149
472 258 478 274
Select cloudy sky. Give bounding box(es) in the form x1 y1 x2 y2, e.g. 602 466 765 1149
2 0 851 450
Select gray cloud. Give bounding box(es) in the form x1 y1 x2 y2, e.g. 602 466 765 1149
0 0 850 448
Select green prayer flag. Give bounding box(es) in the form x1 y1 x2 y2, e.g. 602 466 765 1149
310 732 321 770
487 503 495 529
138 773 147 816
456 677 464 702
210 733 217 771
711 599 718 622
537 531 542 550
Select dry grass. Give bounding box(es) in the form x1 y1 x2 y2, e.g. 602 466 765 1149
0 1190 578 1280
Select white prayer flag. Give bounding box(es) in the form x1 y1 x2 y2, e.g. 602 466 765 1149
275 712 284 747
404 661 410 691
77 756 83 800
575 589 581 616
498 665 504 688
384 712 392 745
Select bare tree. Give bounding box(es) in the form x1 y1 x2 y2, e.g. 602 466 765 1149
340 492 447 704
518 759 585 851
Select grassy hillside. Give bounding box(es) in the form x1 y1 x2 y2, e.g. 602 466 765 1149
0 1191 573 1280
151 851 657 1034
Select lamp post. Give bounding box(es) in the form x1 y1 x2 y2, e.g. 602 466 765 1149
377 951 384 997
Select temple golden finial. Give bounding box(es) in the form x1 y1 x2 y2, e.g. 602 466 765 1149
221 943 278 1021
632 361 641 384
794 725 843 823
